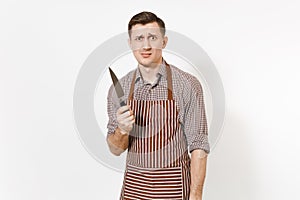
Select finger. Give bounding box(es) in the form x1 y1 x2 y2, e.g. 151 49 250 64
117 105 131 115
120 115 135 125
129 118 135 125
118 111 134 120
118 114 134 123
117 113 128 122
122 114 135 122
117 110 133 117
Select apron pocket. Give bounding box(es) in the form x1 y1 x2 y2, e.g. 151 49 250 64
123 164 183 200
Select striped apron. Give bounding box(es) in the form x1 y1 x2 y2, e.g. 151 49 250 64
120 64 191 200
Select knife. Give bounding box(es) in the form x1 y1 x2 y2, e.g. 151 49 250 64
108 67 127 107
109 67 145 126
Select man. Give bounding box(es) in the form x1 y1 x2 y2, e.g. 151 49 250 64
106 11 210 200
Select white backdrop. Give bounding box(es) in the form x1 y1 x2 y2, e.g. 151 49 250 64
1 0 300 199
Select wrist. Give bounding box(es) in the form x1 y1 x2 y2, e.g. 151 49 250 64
189 189 202 199
117 127 129 135
189 193 202 200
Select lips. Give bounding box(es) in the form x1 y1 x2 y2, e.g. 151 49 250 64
141 52 152 58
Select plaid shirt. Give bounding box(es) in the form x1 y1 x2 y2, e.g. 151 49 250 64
107 59 210 153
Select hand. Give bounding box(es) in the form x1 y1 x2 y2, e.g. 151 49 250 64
189 194 202 200
189 190 202 200
116 105 135 134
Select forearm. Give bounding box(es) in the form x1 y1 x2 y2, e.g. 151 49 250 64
189 149 208 200
106 127 129 156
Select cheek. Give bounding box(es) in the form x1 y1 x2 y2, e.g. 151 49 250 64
151 49 162 57
132 50 140 58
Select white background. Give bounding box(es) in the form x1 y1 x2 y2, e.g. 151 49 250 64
1 0 300 199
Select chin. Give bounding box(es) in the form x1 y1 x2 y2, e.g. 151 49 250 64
137 58 153 66
138 57 162 67
139 62 151 68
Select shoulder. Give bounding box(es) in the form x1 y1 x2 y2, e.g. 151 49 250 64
169 64 203 93
119 69 136 86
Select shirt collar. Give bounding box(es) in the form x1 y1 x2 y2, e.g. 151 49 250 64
135 58 167 85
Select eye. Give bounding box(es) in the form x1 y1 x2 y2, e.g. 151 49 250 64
135 36 144 41
149 35 157 41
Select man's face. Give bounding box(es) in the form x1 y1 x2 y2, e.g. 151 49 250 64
129 22 168 68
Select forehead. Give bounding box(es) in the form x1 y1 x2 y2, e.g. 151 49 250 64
130 22 163 36
131 22 160 30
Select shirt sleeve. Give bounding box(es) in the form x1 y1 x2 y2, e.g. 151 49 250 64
107 84 119 135
183 76 210 154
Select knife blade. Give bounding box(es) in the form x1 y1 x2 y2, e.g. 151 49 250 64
108 67 126 106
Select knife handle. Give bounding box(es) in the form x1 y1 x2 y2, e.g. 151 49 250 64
120 100 126 107
120 100 130 113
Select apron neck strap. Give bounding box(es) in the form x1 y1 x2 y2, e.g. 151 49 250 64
128 61 173 101
166 62 173 100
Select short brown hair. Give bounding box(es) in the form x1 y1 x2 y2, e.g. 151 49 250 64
128 11 166 36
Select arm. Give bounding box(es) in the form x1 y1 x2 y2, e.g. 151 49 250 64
189 149 208 200
107 127 129 156
183 76 210 199
106 105 135 156
106 82 135 156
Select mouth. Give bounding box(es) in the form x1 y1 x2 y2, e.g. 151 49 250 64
140 52 152 58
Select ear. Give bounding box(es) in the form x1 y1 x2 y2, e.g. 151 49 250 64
128 38 132 49
162 36 168 49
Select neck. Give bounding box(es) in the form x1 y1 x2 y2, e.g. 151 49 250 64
138 59 163 84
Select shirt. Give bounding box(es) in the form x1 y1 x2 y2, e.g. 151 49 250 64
107 59 210 153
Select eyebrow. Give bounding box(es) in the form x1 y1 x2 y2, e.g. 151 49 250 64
133 33 158 37
132 33 159 40
134 34 144 38
148 33 158 37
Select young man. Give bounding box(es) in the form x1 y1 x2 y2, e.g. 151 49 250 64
107 11 210 200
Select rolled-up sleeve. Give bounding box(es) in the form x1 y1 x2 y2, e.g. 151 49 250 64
183 77 210 154
107 84 119 135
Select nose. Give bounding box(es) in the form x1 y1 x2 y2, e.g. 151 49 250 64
142 38 151 50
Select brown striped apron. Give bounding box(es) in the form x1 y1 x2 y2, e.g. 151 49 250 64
120 64 191 200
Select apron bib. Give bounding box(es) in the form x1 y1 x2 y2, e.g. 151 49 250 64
120 64 191 200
